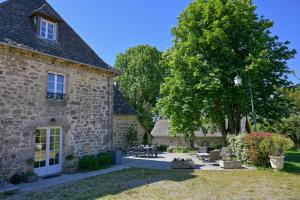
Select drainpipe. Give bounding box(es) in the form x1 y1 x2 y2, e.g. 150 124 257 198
107 77 113 151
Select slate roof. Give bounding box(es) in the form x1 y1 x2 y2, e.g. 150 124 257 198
31 3 63 22
151 120 223 137
0 0 112 71
113 86 137 115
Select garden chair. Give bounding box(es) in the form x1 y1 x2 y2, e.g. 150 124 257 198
136 145 146 157
127 146 135 156
198 146 208 153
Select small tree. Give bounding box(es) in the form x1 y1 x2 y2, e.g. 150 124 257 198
125 126 138 146
143 132 149 145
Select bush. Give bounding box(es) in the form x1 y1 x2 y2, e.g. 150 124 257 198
9 173 22 185
65 154 74 161
157 144 168 152
227 134 247 162
78 155 100 171
242 132 272 167
259 134 293 157
78 152 113 171
97 152 112 166
168 147 196 153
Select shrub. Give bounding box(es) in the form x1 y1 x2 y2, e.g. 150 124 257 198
78 152 113 171
65 154 74 161
227 134 247 162
242 132 272 167
9 173 22 185
173 146 196 153
157 144 168 152
125 126 138 146
97 152 112 166
78 155 100 171
259 134 293 157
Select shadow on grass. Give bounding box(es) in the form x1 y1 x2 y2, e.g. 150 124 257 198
8 157 198 200
283 151 300 175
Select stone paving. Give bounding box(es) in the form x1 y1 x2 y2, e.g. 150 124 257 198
123 152 224 170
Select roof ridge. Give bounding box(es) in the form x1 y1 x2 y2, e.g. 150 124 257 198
0 0 113 71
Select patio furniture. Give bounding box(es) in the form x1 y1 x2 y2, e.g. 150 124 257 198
135 145 146 157
203 150 220 162
150 145 158 158
198 146 208 153
127 146 135 156
197 152 210 161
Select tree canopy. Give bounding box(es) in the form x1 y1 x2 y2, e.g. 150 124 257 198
115 45 165 132
157 0 296 138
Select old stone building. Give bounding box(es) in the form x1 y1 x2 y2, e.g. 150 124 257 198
113 87 146 151
151 120 224 148
0 0 143 176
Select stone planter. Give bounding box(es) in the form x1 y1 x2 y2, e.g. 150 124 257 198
171 160 194 169
25 175 38 183
269 156 284 170
219 160 242 169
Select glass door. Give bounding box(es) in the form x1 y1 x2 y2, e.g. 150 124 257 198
34 127 62 176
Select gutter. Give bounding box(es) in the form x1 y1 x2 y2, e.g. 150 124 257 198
0 42 121 76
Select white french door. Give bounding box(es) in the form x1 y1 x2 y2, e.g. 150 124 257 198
34 127 62 176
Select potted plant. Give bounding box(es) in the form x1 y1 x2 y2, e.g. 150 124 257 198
219 156 243 169
171 158 194 169
259 134 293 170
24 158 38 183
64 154 77 174
24 171 38 183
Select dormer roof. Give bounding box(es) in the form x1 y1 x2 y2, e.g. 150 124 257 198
0 0 113 71
31 3 63 22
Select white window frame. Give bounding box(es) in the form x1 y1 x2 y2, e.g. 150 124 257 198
47 71 66 95
34 127 63 176
40 18 57 41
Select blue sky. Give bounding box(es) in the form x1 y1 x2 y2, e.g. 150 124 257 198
1 0 299 83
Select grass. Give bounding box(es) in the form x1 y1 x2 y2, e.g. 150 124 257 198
283 149 300 174
3 167 300 200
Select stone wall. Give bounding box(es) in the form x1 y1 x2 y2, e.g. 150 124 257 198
152 136 224 149
112 115 146 151
0 44 114 173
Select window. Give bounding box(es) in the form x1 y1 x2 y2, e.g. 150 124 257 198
40 18 57 41
47 72 65 100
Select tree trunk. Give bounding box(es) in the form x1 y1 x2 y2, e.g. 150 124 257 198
189 137 194 148
219 119 227 146
245 116 251 133
234 105 241 134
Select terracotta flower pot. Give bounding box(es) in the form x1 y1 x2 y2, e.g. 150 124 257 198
269 156 284 170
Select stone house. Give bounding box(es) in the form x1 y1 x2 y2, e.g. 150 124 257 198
151 120 224 148
0 0 144 176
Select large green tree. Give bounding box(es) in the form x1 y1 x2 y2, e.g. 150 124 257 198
157 0 296 140
115 45 164 132
260 85 300 149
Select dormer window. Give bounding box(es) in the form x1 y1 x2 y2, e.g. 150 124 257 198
40 18 57 41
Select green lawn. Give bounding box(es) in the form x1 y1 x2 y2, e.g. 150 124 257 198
3 169 299 200
2 150 299 200
284 150 300 174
